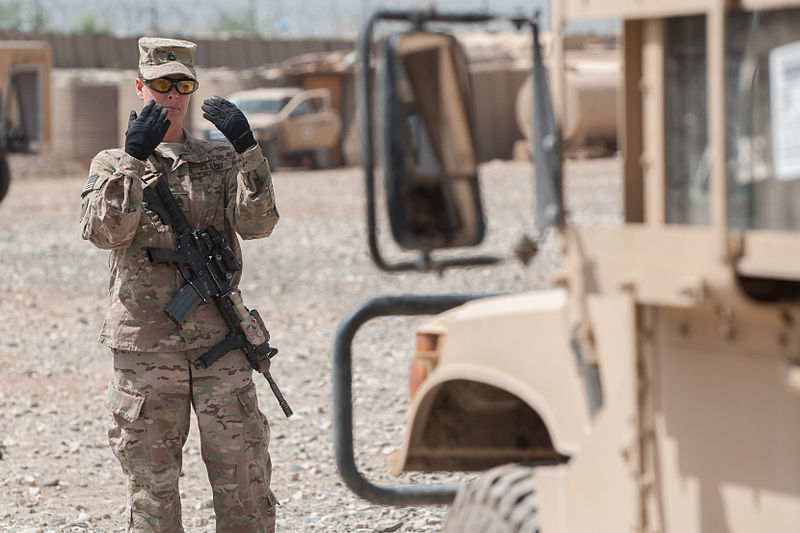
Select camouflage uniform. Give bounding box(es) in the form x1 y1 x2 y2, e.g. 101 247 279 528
80 37 279 533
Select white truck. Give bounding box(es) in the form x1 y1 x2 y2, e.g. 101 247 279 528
199 86 341 170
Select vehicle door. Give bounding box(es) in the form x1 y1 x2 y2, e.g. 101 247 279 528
280 89 341 152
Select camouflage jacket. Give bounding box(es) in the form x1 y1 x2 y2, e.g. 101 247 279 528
80 130 278 352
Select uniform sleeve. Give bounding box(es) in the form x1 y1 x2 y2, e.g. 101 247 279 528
230 143 279 240
80 150 147 250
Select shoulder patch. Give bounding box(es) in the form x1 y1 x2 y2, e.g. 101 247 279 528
81 173 107 198
81 174 99 197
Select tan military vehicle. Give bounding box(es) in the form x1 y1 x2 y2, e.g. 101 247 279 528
0 42 52 204
334 4 800 532
199 86 341 170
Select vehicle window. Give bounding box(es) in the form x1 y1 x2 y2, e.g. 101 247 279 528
726 8 800 231
308 97 323 112
289 100 310 117
665 9 800 230
230 98 283 114
665 15 709 225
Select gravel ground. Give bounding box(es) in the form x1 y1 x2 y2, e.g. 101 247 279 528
0 153 621 532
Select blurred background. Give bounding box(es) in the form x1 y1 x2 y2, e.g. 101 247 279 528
0 0 618 174
0 3 623 529
0 0 574 37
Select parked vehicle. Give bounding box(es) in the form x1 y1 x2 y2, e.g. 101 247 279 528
334 5 800 532
197 86 341 170
0 43 51 205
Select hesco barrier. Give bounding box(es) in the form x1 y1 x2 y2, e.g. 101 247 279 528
52 80 118 161
52 69 286 158
116 72 143 147
43 31 616 164
52 65 546 165
470 66 529 162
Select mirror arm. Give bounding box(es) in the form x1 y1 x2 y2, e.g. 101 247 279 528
333 294 489 504
359 11 409 272
360 10 505 273
530 20 564 238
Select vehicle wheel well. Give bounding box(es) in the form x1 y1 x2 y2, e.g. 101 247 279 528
409 379 567 471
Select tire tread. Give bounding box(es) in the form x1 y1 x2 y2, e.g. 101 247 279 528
442 464 539 533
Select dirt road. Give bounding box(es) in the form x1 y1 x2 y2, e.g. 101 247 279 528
0 155 621 532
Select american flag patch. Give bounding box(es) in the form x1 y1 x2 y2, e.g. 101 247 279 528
81 174 100 197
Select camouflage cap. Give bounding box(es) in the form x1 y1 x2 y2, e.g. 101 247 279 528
138 37 198 81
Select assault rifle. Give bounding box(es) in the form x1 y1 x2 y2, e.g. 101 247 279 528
142 173 292 417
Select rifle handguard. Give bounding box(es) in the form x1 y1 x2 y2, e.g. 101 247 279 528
193 334 237 370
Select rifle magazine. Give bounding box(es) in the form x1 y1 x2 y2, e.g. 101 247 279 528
165 283 204 324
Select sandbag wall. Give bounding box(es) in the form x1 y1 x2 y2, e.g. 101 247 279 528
50 65 538 164
49 60 605 164
116 71 143 146
51 78 118 161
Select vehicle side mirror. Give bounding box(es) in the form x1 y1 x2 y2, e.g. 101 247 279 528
379 32 486 251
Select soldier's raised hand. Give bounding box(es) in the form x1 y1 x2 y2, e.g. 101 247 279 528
202 96 256 153
124 100 170 161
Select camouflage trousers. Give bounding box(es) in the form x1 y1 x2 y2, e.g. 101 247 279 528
106 347 277 533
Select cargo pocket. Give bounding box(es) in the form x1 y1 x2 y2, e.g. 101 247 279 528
237 382 269 462
107 382 145 422
106 382 147 466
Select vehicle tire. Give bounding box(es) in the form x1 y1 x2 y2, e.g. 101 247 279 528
0 154 10 204
264 141 280 172
442 464 539 533
311 148 330 170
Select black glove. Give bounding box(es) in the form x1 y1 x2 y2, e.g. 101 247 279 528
125 100 170 161
202 96 256 153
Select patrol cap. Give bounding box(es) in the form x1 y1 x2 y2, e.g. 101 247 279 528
138 37 198 81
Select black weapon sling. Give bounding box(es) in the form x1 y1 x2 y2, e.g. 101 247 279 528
142 172 292 417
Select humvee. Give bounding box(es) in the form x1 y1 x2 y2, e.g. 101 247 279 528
199 86 341 170
334 3 800 532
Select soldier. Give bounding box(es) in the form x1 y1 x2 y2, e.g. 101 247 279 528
80 37 279 532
